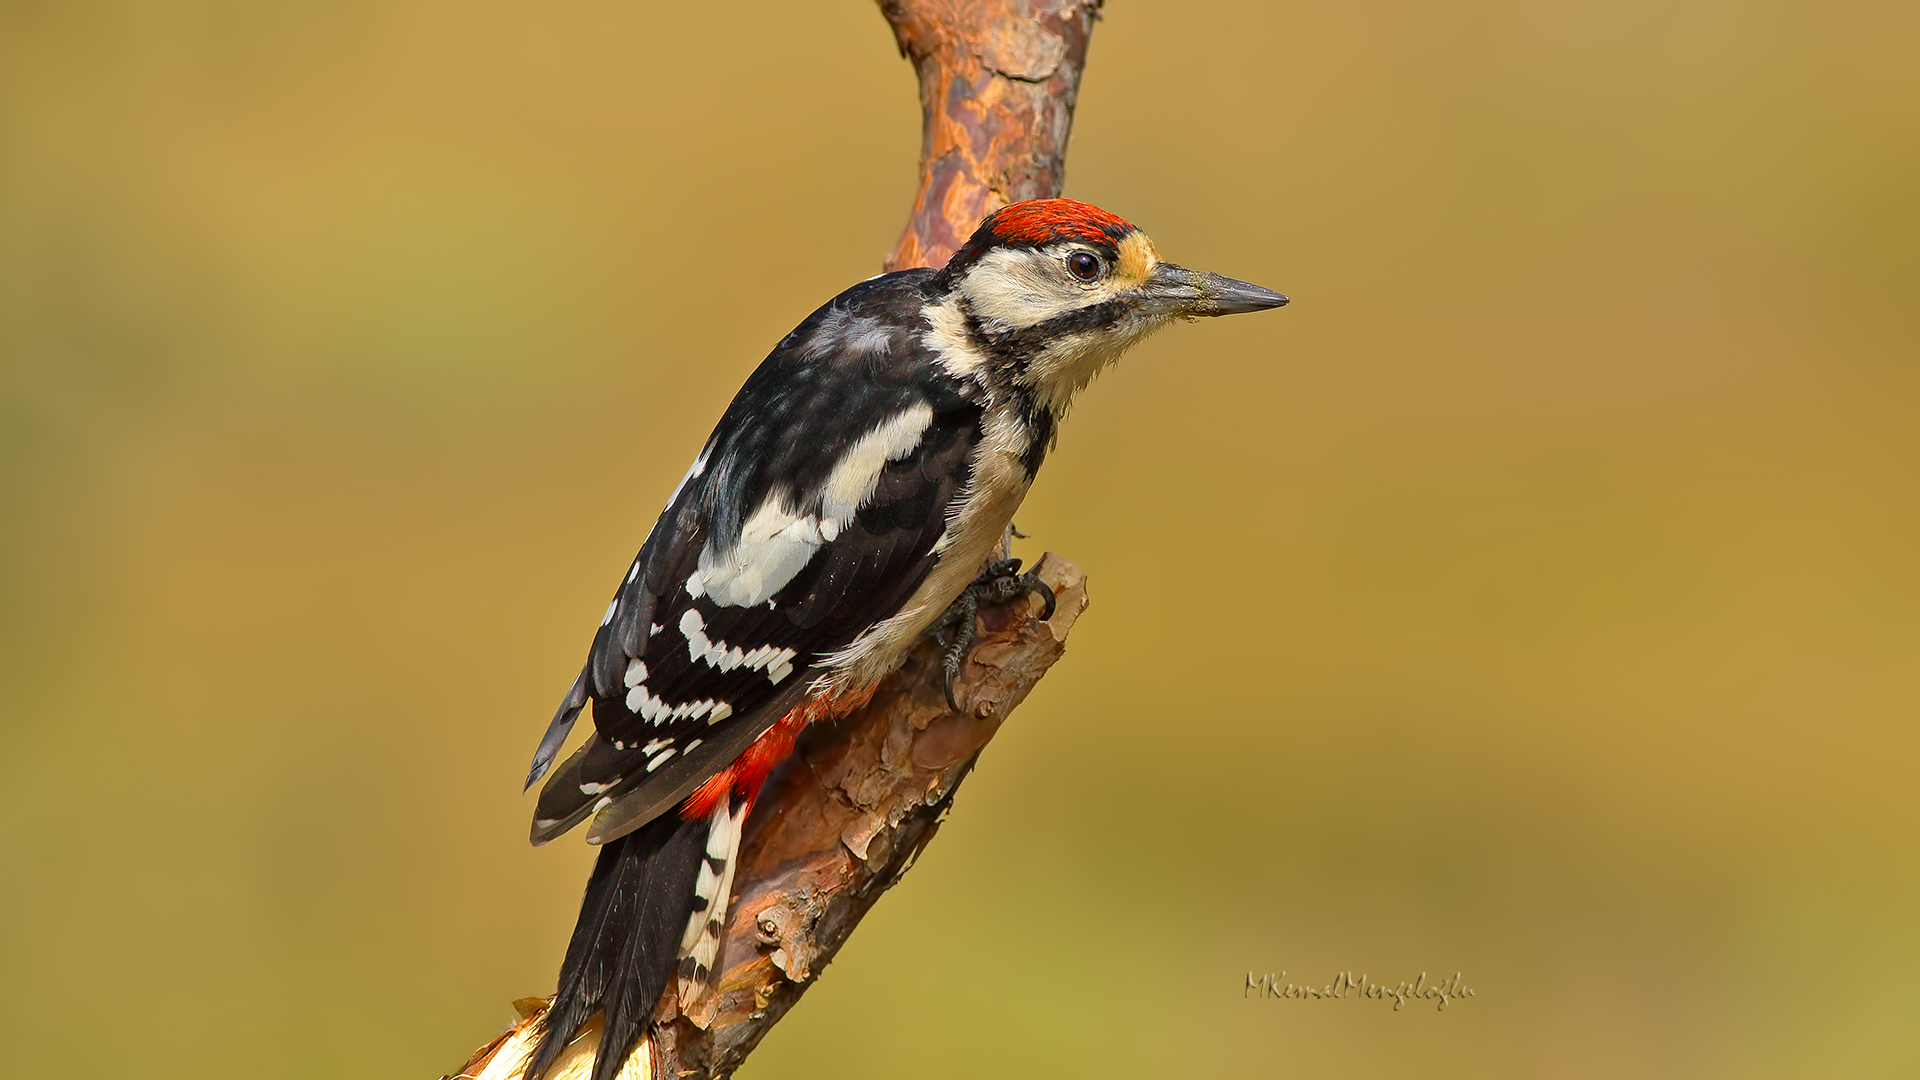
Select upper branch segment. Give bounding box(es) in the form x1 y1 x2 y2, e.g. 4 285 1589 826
880 0 1104 270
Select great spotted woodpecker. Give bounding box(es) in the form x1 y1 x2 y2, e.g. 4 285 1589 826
522 199 1285 1079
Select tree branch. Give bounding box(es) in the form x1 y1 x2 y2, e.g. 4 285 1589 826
452 558 1087 1080
447 5 1101 1076
883 0 1103 271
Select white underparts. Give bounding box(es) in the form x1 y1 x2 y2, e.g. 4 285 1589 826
819 399 1035 693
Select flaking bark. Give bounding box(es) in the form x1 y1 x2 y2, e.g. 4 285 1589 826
448 4 1101 1076
883 0 1103 271
451 559 1088 1080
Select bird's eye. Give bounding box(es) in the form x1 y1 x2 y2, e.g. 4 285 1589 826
1067 251 1103 281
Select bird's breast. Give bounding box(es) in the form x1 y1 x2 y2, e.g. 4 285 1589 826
817 402 1038 693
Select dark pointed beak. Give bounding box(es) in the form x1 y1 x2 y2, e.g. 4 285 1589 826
1141 262 1289 317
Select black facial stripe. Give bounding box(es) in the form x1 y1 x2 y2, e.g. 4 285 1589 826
982 298 1131 367
953 301 1059 480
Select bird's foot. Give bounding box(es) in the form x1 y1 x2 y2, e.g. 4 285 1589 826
933 558 1056 712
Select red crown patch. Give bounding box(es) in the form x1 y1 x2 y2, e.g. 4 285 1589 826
983 198 1135 246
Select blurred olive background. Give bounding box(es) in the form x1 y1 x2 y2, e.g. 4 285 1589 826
4 1 1917 1076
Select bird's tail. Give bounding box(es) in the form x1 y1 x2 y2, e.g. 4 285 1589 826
527 795 752 1080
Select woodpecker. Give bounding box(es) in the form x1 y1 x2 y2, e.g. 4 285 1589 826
522 198 1285 1080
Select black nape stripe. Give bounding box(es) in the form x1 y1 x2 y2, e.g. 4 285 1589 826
1020 402 1054 478
956 298 1004 369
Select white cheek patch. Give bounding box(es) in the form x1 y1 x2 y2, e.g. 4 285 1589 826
960 247 1082 331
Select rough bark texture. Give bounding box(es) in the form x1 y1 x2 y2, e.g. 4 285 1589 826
883 0 1103 271
451 559 1088 1080
447 4 1101 1077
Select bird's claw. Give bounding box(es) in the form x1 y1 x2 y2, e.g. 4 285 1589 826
935 558 1055 712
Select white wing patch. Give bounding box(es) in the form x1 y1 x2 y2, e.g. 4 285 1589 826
820 402 935 524
686 499 823 607
683 404 934 609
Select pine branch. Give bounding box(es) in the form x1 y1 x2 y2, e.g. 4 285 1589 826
450 559 1087 1080
882 0 1103 271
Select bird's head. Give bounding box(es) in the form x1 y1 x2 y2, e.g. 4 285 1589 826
930 198 1287 410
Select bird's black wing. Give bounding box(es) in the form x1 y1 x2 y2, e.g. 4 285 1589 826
527 269 982 845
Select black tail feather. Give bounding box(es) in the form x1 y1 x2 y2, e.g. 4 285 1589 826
528 810 708 1080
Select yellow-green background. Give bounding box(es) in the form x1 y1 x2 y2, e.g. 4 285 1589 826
4 1 1915 1076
